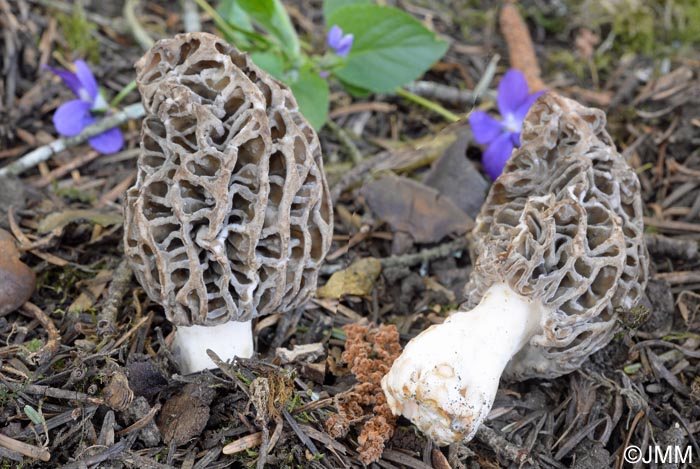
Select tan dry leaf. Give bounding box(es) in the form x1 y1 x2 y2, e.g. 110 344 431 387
68 269 112 313
317 258 382 299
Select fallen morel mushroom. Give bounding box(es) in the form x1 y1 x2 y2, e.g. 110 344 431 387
381 93 649 445
124 33 333 374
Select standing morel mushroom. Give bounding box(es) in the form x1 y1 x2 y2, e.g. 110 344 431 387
123 33 333 374
382 93 649 445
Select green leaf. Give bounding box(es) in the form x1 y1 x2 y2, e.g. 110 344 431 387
323 0 370 21
237 0 301 60
328 4 449 93
250 51 285 80
338 78 371 98
24 405 44 425
217 0 254 47
289 67 329 131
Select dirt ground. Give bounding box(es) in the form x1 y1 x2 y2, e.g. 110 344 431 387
0 0 699 468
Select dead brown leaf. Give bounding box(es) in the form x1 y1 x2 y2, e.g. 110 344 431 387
423 130 488 218
362 173 473 244
0 228 35 316
158 382 215 446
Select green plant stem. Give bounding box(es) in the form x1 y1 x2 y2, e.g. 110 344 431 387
395 87 461 123
123 0 154 50
192 0 272 48
110 80 137 108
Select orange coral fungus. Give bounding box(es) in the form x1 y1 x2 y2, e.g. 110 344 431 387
325 323 402 464
499 3 546 92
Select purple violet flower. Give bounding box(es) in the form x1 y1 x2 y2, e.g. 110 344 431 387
469 69 545 180
46 60 124 154
327 25 354 57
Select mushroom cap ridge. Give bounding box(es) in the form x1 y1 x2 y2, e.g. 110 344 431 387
464 93 649 380
124 33 333 327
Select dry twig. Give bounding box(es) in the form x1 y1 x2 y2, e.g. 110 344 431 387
97 259 134 338
0 103 145 177
20 302 61 365
404 81 496 105
0 433 50 462
380 237 468 269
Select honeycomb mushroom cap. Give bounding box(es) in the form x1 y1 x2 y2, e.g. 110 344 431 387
124 33 333 327
464 92 648 380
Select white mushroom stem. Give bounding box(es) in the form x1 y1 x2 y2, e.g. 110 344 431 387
171 320 254 374
381 283 545 446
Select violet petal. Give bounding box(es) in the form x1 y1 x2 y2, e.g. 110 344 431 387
469 110 503 145
88 126 124 154
497 69 529 117
327 25 343 49
45 66 83 98
482 132 514 181
514 90 547 122
511 131 521 147
74 60 99 101
335 34 354 56
53 100 92 137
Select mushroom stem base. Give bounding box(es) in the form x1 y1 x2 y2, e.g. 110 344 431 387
172 320 253 374
381 283 544 445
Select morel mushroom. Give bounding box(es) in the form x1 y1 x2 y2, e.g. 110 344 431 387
381 93 649 445
123 33 333 374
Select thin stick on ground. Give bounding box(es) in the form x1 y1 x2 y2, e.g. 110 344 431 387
325 120 363 165
654 270 700 285
58 438 130 469
0 102 145 177
97 259 134 338
644 233 698 259
222 432 263 455
499 3 546 92
0 380 104 405
116 403 162 437
475 425 529 464
20 302 61 365
0 433 50 462
379 237 468 269
404 80 497 105
473 53 501 102
112 311 154 349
